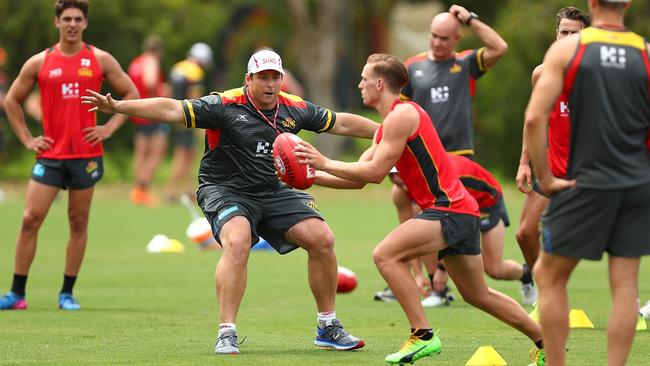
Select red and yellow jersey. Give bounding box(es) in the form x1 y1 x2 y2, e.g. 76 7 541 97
447 154 501 210
547 93 571 178
127 53 165 125
376 99 478 216
37 43 104 159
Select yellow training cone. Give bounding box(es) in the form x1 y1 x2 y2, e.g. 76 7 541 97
569 309 595 328
637 316 647 331
465 346 508 366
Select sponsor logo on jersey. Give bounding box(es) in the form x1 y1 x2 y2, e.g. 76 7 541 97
449 64 462 73
49 68 62 78
559 101 570 116
281 117 296 129
413 69 424 77
61 82 80 99
235 114 248 121
86 160 98 174
256 141 270 157
600 46 626 69
430 86 450 104
78 67 93 77
80 58 91 67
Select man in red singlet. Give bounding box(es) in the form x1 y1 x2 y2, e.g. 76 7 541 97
295 54 545 366
515 6 590 274
127 35 169 206
0 0 138 311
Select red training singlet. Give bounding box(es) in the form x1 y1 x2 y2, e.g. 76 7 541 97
375 99 478 216
547 93 570 178
446 154 501 210
127 53 165 125
37 43 104 159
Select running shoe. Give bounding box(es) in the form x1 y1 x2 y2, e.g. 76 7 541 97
521 283 539 305
374 287 397 302
0 291 27 310
214 328 240 354
527 347 545 366
640 300 650 319
314 319 365 350
385 333 442 365
58 292 81 310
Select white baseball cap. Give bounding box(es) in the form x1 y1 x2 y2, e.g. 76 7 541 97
247 49 285 75
188 42 213 68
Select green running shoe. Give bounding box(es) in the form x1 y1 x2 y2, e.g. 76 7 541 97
385 334 442 365
528 348 545 366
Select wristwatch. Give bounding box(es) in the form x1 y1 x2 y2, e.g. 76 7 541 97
466 12 479 25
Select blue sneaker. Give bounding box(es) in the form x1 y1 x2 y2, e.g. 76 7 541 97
0 291 27 310
314 319 365 350
58 292 81 310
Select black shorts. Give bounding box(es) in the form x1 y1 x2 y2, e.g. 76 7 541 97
135 123 170 136
31 157 104 190
542 184 650 260
173 130 196 148
479 195 510 233
198 185 323 254
415 209 480 259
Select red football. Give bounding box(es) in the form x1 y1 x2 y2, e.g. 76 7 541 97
273 132 315 190
337 266 358 293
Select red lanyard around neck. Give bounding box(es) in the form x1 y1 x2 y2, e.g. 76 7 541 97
246 87 281 135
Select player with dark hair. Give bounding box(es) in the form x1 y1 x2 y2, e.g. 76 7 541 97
296 53 545 366
83 49 376 355
0 0 138 310
524 0 649 364
516 5 590 281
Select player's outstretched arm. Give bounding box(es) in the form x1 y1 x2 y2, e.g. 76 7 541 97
329 112 378 139
82 90 185 125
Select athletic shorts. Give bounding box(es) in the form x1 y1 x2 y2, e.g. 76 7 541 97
541 184 650 260
31 157 104 190
415 209 480 259
198 184 323 254
173 130 196 148
479 195 510 233
135 122 170 136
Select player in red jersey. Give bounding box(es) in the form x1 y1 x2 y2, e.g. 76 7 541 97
0 0 138 311
295 54 544 365
515 6 589 280
127 35 169 206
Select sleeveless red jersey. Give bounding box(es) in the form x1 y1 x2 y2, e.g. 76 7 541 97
547 93 570 178
127 53 165 125
37 43 104 159
447 154 501 210
375 99 478 216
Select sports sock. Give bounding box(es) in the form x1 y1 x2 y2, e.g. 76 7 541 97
411 328 434 340
520 263 533 284
218 323 236 336
11 274 27 297
317 311 336 328
535 340 544 349
61 274 77 294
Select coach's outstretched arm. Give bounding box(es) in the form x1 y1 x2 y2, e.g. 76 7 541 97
329 112 379 139
83 90 185 125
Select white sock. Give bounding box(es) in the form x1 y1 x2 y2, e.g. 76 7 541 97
219 323 236 335
317 311 336 328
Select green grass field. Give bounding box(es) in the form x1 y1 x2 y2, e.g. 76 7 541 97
0 183 648 365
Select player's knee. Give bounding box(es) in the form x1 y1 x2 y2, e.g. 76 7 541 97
20 210 46 233
515 226 539 247
303 228 335 254
68 215 89 235
483 264 501 280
